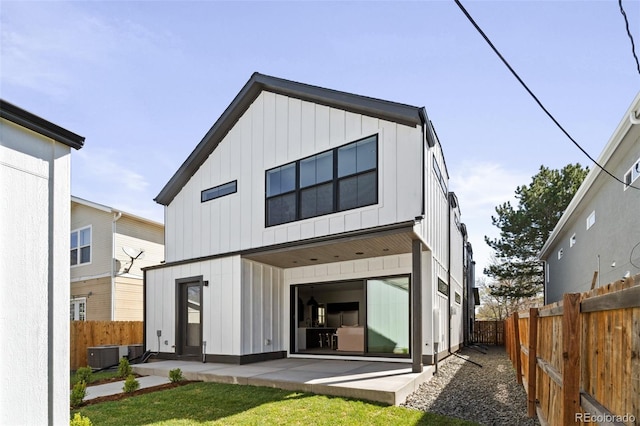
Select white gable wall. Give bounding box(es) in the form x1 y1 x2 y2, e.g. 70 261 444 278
165 91 423 263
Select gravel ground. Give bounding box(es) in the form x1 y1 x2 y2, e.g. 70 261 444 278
402 346 540 426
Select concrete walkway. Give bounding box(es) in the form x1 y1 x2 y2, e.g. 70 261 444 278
132 358 434 405
84 375 171 401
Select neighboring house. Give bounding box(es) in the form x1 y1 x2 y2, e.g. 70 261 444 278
0 100 84 425
540 92 640 303
71 196 164 321
145 73 473 371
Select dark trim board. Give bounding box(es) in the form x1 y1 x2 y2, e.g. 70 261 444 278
149 351 287 365
1 99 85 149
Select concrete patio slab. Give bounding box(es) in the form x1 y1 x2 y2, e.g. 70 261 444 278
132 358 434 405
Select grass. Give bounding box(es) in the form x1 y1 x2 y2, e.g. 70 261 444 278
73 382 478 425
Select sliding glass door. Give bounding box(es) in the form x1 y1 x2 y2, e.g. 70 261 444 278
366 277 410 355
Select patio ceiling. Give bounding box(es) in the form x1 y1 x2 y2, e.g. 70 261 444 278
243 228 418 268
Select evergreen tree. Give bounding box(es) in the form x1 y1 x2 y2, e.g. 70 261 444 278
484 164 589 299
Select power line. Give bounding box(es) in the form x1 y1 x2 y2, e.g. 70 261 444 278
619 0 640 77
453 0 640 191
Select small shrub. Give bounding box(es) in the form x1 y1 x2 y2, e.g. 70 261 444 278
169 368 184 383
75 366 93 384
123 374 139 393
70 412 92 426
70 381 86 408
117 357 132 378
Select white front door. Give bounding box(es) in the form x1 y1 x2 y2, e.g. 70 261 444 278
70 297 86 321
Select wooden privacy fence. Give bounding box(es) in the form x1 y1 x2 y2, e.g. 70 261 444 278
473 320 504 345
505 274 640 426
70 321 143 370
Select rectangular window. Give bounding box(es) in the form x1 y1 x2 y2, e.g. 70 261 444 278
558 248 564 260
265 135 378 227
433 156 447 195
71 226 91 266
201 180 237 202
70 298 86 321
624 158 640 190
437 277 449 296
586 211 596 230
570 233 576 247
455 291 461 304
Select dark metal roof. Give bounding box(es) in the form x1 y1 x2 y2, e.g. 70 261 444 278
154 72 428 206
0 99 85 150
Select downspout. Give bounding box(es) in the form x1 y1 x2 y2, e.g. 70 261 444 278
111 211 122 320
447 193 452 355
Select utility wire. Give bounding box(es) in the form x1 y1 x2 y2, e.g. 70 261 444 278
453 0 640 191
619 0 640 77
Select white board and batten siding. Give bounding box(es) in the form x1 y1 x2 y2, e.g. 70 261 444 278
165 91 423 263
146 256 284 356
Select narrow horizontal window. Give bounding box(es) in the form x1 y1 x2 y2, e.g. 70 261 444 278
201 180 237 202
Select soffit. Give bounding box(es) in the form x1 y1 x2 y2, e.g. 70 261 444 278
243 229 417 268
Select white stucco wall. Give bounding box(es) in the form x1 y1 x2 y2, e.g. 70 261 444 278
0 119 71 425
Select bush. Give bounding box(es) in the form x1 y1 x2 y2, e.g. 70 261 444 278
75 366 93 384
117 357 132 378
123 374 139 394
70 381 87 408
70 412 92 426
169 368 184 383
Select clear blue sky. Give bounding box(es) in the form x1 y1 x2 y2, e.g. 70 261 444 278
2 0 639 279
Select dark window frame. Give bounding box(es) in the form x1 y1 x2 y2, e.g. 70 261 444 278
265 135 378 227
437 277 449 296
201 180 237 203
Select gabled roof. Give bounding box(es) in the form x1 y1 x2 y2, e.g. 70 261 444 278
72 196 164 228
155 72 431 206
0 99 85 150
539 91 640 259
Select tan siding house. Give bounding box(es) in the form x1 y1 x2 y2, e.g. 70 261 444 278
71 197 164 321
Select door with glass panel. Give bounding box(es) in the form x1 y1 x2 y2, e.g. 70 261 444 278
177 277 202 357
366 276 410 355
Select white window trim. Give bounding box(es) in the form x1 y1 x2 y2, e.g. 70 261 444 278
70 297 87 321
586 211 596 230
570 233 576 248
71 225 92 267
623 158 640 190
558 248 564 260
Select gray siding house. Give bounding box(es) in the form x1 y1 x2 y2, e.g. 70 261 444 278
540 92 640 303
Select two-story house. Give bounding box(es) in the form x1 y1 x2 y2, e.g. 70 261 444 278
540 92 640 303
71 196 164 321
144 73 473 371
1 100 84 425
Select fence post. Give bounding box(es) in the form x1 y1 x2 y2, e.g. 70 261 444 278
562 293 581 425
494 320 498 346
513 311 522 384
527 307 538 417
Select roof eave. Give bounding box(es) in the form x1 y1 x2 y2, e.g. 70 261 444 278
539 91 640 260
0 99 85 150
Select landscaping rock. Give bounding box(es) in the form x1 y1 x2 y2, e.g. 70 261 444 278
402 346 540 425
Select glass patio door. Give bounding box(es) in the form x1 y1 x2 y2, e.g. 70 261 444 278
366 277 410 354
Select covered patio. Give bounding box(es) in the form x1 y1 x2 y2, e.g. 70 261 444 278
133 357 434 406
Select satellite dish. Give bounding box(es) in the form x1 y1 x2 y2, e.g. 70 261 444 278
122 247 145 273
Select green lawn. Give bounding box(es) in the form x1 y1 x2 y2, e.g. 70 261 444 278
73 382 478 425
